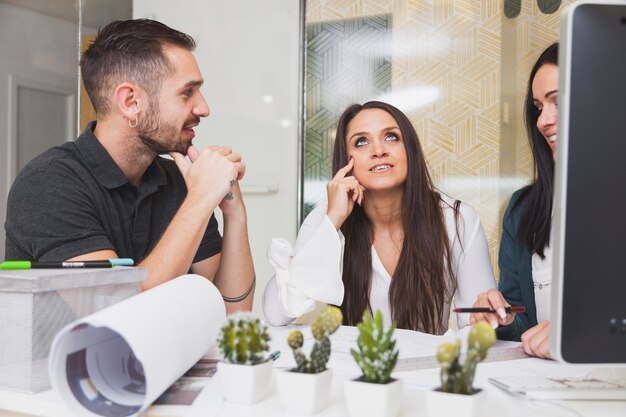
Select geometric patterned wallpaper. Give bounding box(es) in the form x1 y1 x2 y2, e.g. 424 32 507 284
304 0 573 279
304 15 391 215
511 0 573 178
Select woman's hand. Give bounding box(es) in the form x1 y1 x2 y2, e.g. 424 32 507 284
470 288 516 329
521 320 552 359
326 159 365 229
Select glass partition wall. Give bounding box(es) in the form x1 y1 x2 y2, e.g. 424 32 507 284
0 0 77 260
302 0 571 277
1 0 571 284
0 0 131 260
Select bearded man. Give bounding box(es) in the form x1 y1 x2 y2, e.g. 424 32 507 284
4 19 255 312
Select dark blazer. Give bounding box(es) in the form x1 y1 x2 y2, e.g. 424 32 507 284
496 187 539 341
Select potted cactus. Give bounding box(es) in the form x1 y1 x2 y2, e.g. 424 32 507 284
426 321 496 417
275 306 342 415
344 310 402 417
216 312 272 404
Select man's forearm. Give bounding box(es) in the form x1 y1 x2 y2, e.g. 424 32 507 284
214 208 255 312
138 194 214 290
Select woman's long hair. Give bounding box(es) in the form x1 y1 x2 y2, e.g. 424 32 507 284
332 101 458 334
517 42 558 258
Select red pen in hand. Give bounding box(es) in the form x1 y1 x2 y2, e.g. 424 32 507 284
453 306 526 314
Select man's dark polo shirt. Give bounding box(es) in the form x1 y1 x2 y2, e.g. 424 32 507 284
4 122 222 263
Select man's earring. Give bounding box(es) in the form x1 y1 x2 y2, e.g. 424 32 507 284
128 104 140 128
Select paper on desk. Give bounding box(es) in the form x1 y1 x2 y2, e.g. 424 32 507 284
273 325 526 378
48 274 226 417
327 326 515 357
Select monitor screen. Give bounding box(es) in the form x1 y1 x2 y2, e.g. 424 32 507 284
552 1 626 364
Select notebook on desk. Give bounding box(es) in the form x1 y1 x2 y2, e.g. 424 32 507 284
488 376 626 400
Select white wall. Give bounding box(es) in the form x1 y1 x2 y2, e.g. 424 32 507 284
0 3 79 260
133 0 301 317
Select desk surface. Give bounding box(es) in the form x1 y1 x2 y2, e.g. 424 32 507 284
2 357 625 417
2 324 625 417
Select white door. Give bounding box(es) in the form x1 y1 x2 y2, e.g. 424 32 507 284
8 76 76 180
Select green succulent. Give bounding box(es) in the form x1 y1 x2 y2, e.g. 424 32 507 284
436 340 461 366
287 329 304 349
311 306 342 339
218 313 271 365
436 322 496 394
351 310 399 384
468 321 496 360
288 306 343 373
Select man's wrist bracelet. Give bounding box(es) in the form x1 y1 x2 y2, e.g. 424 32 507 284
222 276 256 303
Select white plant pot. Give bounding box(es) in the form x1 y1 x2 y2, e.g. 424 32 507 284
425 388 485 417
216 360 273 404
344 377 403 417
275 368 333 415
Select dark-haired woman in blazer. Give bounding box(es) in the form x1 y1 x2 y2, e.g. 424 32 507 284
471 43 559 359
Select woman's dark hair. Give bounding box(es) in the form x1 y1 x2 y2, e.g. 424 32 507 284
80 19 196 115
332 101 458 334
517 42 558 258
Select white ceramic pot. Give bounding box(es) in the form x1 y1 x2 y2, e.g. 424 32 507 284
425 388 485 417
275 368 333 415
216 360 273 404
344 377 403 417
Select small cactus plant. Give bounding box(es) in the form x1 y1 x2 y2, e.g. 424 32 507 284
287 306 343 373
218 313 271 365
351 310 399 384
436 321 496 394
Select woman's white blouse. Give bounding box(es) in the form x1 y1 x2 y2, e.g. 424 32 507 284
531 216 555 324
263 196 496 330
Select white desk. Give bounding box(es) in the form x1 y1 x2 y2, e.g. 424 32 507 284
196 360 626 417
2 324 625 417
2 358 625 417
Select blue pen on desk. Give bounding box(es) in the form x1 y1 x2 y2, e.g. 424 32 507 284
268 351 281 361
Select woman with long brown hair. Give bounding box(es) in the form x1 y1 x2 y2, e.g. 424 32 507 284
263 101 495 334
471 43 559 358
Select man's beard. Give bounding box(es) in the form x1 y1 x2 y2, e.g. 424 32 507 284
137 104 199 155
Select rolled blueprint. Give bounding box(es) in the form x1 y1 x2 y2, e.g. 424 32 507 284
49 274 226 417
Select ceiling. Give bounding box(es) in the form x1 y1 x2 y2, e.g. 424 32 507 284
0 0 132 29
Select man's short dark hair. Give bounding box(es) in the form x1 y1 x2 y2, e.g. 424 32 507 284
80 19 196 115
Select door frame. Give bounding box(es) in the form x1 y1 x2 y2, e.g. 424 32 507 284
6 73 76 189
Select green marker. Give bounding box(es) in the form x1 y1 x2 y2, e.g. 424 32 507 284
0 258 134 270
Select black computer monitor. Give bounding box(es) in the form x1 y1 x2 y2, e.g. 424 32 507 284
551 0 626 364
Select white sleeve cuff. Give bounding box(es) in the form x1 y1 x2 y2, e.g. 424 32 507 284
266 214 344 318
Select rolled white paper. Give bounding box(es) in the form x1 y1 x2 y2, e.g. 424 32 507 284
49 274 226 417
